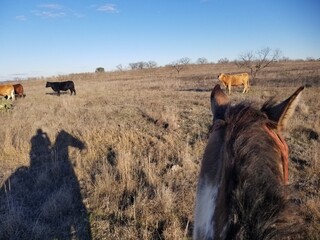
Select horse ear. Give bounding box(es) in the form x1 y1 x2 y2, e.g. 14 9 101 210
211 84 230 119
263 86 304 131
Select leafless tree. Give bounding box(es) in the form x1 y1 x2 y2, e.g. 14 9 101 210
170 62 183 74
236 47 281 80
170 57 191 74
129 63 138 70
196 57 208 64
116 64 123 71
179 57 191 65
218 58 229 64
129 61 157 70
306 57 316 61
137 62 146 69
129 62 146 70
146 61 157 69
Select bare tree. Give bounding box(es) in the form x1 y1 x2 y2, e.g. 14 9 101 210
170 57 191 74
170 62 182 74
236 47 281 80
179 57 191 65
129 61 157 70
129 62 146 70
146 61 157 69
306 57 315 61
129 63 138 70
196 57 208 64
218 58 229 64
116 64 123 71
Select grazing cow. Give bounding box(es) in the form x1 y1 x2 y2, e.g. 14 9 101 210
13 84 25 98
0 85 15 100
46 81 76 96
218 73 250 94
193 85 305 239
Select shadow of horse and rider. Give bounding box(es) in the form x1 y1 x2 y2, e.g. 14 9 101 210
0 129 92 239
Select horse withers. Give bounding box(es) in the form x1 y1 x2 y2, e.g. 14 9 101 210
193 85 305 240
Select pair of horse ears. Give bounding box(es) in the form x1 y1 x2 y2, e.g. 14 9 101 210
211 84 304 131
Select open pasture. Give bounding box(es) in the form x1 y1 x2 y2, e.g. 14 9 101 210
0 61 319 239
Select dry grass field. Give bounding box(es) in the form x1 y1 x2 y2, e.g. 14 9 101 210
0 61 319 239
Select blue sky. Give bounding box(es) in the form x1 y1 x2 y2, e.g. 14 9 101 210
0 0 319 81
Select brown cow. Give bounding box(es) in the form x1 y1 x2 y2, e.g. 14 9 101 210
218 73 250 94
13 84 25 98
0 85 15 100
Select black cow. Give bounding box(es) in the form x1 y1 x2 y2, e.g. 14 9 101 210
46 81 76 96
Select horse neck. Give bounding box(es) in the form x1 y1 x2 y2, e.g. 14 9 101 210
194 124 233 239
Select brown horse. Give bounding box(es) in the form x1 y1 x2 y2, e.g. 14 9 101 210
193 85 305 240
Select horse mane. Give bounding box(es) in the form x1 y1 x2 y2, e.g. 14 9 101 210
221 102 305 239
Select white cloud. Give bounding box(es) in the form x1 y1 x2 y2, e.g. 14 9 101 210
97 4 119 13
39 4 64 10
16 15 27 21
33 10 66 18
30 3 86 19
72 11 86 18
33 3 66 18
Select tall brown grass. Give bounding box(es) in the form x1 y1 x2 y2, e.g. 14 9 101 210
0 61 319 239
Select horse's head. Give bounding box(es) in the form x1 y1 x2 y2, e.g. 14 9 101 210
194 85 304 240
55 130 85 150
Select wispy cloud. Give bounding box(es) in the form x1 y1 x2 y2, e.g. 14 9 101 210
72 11 86 18
33 11 66 18
16 15 27 21
39 4 64 10
97 4 119 13
33 3 66 18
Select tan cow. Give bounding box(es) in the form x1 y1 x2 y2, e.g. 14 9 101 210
218 73 250 94
0 85 15 100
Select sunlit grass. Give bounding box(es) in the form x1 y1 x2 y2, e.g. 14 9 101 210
0 61 319 239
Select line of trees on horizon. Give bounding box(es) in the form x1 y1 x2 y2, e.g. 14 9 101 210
103 47 319 80
6 49 318 82
105 48 319 74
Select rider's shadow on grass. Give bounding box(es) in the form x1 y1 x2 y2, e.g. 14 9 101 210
0 129 91 240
